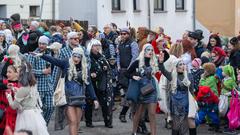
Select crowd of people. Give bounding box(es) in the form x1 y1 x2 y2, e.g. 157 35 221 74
0 13 240 135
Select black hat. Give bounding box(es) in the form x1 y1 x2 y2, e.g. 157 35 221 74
10 13 20 22
230 37 239 46
194 29 204 40
201 56 210 65
188 31 200 40
28 33 39 45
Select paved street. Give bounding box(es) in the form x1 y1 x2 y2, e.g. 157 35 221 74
48 104 228 135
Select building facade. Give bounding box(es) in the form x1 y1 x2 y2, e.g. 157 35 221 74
0 0 195 41
196 0 240 37
0 0 53 19
97 0 194 41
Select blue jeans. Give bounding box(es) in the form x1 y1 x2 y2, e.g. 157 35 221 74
195 108 220 126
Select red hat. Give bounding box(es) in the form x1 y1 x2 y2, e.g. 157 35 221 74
197 86 211 98
212 47 226 57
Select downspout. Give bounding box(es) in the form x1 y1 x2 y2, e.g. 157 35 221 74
193 0 196 30
40 0 44 21
52 0 55 20
148 0 151 29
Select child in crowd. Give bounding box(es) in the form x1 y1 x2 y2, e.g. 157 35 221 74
195 86 221 132
237 67 240 88
200 62 221 96
191 58 204 95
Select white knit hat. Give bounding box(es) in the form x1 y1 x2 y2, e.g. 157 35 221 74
38 35 50 45
31 21 39 28
67 32 78 40
8 45 20 58
72 47 84 57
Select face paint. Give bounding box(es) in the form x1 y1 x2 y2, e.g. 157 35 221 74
145 46 154 54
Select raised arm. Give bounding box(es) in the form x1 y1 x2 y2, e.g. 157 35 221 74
158 63 172 81
41 54 68 69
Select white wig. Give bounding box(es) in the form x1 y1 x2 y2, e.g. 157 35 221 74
86 39 102 55
137 43 159 74
68 47 89 84
7 45 22 68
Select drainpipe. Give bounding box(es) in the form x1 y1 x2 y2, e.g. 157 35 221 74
147 0 151 29
52 0 55 20
193 0 196 30
40 0 44 21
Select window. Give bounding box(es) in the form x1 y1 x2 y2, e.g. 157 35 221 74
133 0 140 11
154 0 164 11
29 6 40 17
112 0 121 10
175 0 184 10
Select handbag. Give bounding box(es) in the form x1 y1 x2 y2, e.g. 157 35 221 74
126 79 140 103
140 83 154 96
53 77 67 106
188 89 198 118
67 96 86 106
65 80 86 106
227 89 240 130
218 95 228 117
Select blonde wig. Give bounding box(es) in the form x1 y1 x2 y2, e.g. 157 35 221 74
137 43 159 74
68 47 89 85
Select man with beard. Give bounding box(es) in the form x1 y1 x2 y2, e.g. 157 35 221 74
117 28 139 123
27 36 54 125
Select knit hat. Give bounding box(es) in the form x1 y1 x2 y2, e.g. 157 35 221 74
192 58 202 69
223 65 236 81
72 47 84 58
86 39 102 54
38 35 50 45
7 45 20 58
67 32 78 40
0 31 5 36
198 86 211 98
31 21 39 28
120 28 130 34
200 56 210 65
212 47 226 57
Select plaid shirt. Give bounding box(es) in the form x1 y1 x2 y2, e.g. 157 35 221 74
51 44 75 90
27 49 53 92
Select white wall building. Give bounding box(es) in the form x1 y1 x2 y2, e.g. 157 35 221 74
97 0 194 41
0 0 53 19
0 0 194 41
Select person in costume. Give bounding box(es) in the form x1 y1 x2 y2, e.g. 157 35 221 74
6 62 49 135
195 86 221 132
126 43 171 135
199 62 221 96
35 47 99 135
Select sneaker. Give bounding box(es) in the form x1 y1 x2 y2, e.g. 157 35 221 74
223 129 237 135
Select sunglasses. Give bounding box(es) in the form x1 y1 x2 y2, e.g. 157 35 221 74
120 33 128 36
70 38 79 40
